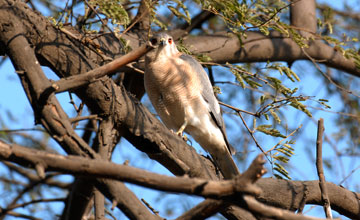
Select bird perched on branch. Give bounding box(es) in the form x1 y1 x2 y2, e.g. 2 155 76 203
144 33 239 179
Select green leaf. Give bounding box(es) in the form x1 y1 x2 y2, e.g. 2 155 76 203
290 100 312 117
230 68 246 88
259 25 269 35
168 6 191 24
92 0 130 25
264 113 269 120
273 155 289 163
282 144 294 151
256 125 286 138
274 163 291 179
276 148 293 157
269 109 281 124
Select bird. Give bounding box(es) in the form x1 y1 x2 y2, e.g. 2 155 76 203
144 33 239 179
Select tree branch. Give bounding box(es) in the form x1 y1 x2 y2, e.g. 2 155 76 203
0 141 265 199
256 178 360 219
241 195 325 220
316 118 332 218
0 141 334 220
41 43 153 97
182 32 360 77
290 0 317 35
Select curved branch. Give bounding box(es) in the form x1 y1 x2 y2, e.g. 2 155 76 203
0 141 263 198
256 178 360 219
182 32 360 77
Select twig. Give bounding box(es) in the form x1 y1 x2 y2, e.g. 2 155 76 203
6 211 41 220
317 3 360 21
307 105 360 119
0 128 45 133
59 28 112 62
339 165 360 185
141 198 160 216
256 96 311 116
265 124 302 154
84 0 118 40
245 0 302 30
316 118 332 219
237 112 270 163
40 43 154 98
219 101 258 117
118 0 159 39
302 48 360 99
3 198 65 211
69 115 100 123
0 175 55 219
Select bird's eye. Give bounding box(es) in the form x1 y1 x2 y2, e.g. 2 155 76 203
150 38 157 45
168 38 173 44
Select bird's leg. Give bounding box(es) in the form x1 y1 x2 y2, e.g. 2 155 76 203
176 120 188 137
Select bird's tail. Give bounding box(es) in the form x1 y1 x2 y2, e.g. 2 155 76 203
212 150 240 179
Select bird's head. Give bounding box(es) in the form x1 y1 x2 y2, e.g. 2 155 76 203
146 33 179 62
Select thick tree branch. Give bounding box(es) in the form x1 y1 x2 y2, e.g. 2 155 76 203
256 178 360 219
241 195 324 220
0 141 264 199
290 0 317 35
182 32 360 77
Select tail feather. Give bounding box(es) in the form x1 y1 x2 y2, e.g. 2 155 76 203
212 151 239 179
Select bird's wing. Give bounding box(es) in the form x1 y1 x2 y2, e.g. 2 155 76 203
179 54 235 154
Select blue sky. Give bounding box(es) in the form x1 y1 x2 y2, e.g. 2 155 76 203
0 0 359 219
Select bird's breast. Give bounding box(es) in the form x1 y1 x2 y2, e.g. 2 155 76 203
145 57 202 130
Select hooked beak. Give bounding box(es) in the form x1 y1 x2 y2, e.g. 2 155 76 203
159 38 166 46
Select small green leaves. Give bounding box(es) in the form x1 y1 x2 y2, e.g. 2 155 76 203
256 125 286 138
269 109 281 124
274 163 291 179
167 0 191 24
267 63 300 82
290 99 312 117
266 126 300 180
318 99 331 109
229 64 262 89
90 0 130 26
